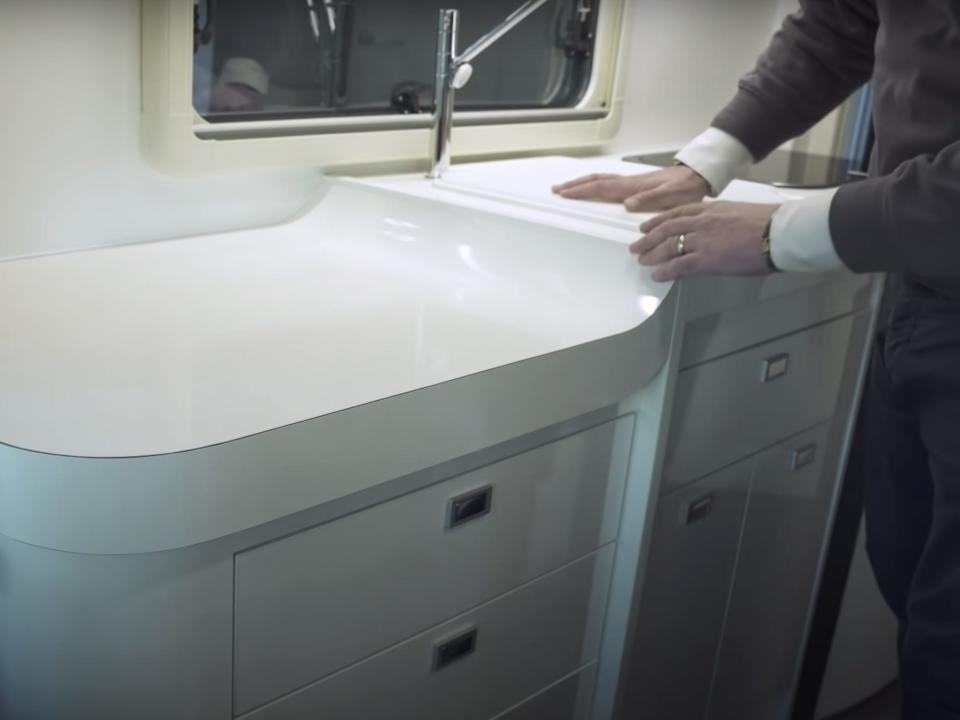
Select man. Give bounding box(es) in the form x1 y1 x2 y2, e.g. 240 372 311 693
554 2 960 718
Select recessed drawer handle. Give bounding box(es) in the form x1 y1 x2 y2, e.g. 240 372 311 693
761 353 790 383
789 443 818 472
447 485 493 529
682 494 714 526
433 627 478 672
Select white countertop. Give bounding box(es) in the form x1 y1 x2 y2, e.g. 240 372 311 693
1 154 810 460
0 180 662 458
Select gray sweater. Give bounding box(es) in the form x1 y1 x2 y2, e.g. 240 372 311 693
712 0 960 295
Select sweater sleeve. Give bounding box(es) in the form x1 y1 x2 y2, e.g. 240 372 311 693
712 0 878 161
831 140 960 276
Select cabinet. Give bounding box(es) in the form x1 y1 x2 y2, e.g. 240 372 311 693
622 305 873 720
708 424 834 719
240 548 613 720
234 417 633 715
663 315 853 492
623 459 753 720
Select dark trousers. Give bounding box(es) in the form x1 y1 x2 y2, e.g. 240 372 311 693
864 279 960 719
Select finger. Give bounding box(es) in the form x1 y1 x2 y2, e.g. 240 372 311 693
556 178 630 201
650 254 705 283
635 232 701 267
639 202 708 233
624 190 671 213
627 185 712 212
551 173 618 194
630 217 704 255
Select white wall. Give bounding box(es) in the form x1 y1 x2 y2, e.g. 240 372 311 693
609 0 791 154
609 0 847 158
0 1 323 262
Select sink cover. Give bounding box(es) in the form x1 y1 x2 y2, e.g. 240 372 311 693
435 156 810 228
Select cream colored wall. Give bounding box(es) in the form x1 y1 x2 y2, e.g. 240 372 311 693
609 0 787 154
610 0 847 157
0 1 323 262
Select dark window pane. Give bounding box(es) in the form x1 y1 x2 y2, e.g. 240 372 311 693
192 0 600 122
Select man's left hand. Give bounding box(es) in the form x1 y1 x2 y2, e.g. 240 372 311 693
631 201 780 282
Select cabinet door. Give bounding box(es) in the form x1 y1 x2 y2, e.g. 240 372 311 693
708 423 834 720
622 458 753 720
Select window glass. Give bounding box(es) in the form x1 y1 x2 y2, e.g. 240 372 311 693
192 0 600 122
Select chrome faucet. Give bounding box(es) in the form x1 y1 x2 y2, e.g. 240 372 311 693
427 0 550 179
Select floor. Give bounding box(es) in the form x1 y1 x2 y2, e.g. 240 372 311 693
829 682 901 720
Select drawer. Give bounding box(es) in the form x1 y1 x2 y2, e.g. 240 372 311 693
493 666 597 720
239 548 614 720
681 273 874 368
663 314 857 491
234 417 633 714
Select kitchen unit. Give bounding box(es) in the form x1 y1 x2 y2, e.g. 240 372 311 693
1 1 885 718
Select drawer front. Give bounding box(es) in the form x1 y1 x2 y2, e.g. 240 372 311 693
663 314 856 491
709 423 835 719
493 666 597 720
234 417 633 714
240 548 614 720
681 273 874 367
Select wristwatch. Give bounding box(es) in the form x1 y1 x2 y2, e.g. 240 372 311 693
761 219 780 272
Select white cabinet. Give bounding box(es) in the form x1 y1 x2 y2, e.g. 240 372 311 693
241 548 614 720
663 315 854 492
623 458 753 720
708 424 834 719
235 417 633 714
622 304 874 720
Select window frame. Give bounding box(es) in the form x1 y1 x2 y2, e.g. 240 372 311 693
141 0 628 174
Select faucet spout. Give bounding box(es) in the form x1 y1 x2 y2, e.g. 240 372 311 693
427 0 551 180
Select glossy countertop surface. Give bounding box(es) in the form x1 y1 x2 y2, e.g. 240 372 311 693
0 180 664 458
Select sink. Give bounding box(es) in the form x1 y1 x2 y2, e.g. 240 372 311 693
0 180 662 458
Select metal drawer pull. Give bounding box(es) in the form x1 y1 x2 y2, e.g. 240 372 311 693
683 494 714 526
789 443 818 472
761 353 790 383
447 485 493 529
433 627 478 672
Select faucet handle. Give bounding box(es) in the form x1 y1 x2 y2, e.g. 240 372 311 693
451 63 474 90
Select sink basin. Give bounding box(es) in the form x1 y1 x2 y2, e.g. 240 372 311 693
0 181 662 458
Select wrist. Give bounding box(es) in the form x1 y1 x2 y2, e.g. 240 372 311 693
673 161 712 194
674 127 753 196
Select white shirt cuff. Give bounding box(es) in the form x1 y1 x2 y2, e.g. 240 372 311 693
769 189 847 273
674 128 753 196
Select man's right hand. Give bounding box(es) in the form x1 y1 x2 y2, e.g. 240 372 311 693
551 165 712 212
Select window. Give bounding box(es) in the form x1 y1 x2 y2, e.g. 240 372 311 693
141 0 624 173
192 0 601 123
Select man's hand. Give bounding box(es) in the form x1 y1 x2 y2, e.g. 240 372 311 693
552 165 711 212
631 201 780 282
